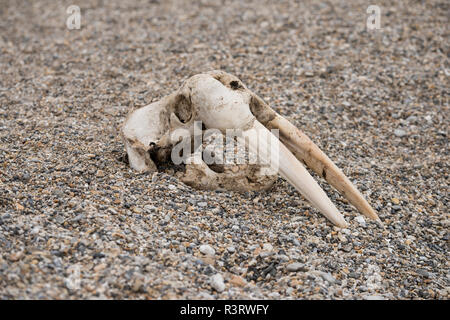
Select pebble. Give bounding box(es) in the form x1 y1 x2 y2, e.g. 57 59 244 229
416 269 431 278
337 233 347 243
355 216 366 227
319 272 336 284
143 205 156 213
286 263 306 272
259 251 273 258
199 245 215 256
107 208 118 215
394 129 407 137
94 263 107 272
132 278 143 292
71 214 85 222
210 274 225 292
277 254 290 262
8 252 23 262
406 116 417 123
227 246 236 253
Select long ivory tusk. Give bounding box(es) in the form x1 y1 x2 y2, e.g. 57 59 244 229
266 114 380 222
240 120 349 227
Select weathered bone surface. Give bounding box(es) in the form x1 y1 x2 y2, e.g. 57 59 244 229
178 131 278 192
121 70 380 227
179 157 277 192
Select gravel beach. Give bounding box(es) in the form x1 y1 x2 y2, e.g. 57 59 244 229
0 0 448 299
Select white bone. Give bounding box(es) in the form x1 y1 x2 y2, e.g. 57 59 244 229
121 70 380 227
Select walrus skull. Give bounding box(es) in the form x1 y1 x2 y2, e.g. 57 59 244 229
121 70 380 228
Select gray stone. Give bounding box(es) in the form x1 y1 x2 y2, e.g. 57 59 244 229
416 269 431 278
320 272 336 284
355 216 366 227
286 263 306 272
226 246 236 253
394 129 407 137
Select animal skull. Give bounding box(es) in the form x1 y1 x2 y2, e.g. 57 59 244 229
121 70 380 228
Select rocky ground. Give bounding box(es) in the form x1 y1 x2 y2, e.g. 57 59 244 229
0 0 448 299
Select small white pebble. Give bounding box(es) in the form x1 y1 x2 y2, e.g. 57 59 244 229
262 243 273 252
337 233 347 243
394 129 407 137
277 254 290 262
286 262 304 272
30 226 41 235
259 251 273 258
355 216 366 227
227 246 236 253
199 244 215 256
210 274 225 292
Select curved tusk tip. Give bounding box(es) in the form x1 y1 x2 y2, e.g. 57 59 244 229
330 215 349 228
337 221 349 228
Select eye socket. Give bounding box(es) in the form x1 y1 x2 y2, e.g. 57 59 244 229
229 81 242 90
174 95 192 123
